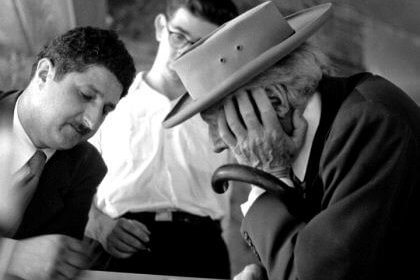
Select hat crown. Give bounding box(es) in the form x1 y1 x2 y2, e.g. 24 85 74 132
163 1 332 128
173 1 294 100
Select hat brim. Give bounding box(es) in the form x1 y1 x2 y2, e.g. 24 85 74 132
163 3 332 128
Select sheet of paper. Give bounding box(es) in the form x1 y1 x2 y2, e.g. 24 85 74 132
79 270 225 280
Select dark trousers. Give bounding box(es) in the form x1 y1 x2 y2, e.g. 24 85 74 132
99 211 231 279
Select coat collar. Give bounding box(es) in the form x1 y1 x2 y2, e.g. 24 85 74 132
13 150 70 238
301 73 372 218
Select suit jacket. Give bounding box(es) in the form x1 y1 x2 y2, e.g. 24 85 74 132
0 90 107 240
241 73 420 279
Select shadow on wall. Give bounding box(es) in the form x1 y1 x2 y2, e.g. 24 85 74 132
0 0 72 90
0 0 107 91
0 51 33 91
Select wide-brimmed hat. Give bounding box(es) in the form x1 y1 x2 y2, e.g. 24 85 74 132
162 1 332 128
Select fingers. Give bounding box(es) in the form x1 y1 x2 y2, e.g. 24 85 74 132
106 219 151 258
224 97 247 141
123 219 151 241
51 257 84 280
236 90 262 133
217 109 236 148
49 237 90 280
64 238 91 268
218 86 307 172
224 87 282 137
250 87 282 132
107 238 138 259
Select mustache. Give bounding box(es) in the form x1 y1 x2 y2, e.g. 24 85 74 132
72 122 92 136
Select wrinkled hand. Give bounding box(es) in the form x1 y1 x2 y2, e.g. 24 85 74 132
217 87 307 179
7 234 92 280
234 264 268 280
101 218 151 259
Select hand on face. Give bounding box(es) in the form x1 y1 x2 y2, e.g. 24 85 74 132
217 86 307 178
7 234 93 280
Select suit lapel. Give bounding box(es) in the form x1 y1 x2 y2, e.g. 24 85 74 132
14 150 70 238
302 73 371 219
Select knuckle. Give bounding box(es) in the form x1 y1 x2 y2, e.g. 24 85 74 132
253 136 264 147
269 130 283 141
237 139 249 151
116 218 126 227
242 112 256 123
219 130 231 140
228 121 240 131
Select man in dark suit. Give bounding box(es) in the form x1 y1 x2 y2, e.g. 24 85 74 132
0 26 135 280
162 2 420 279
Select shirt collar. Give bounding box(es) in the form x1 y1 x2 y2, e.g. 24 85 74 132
292 91 321 181
12 96 55 172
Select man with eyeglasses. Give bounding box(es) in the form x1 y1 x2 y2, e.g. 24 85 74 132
84 0 238 278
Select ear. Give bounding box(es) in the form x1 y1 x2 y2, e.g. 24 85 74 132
155 14 166 42
34 58 55 88
272 84 290 118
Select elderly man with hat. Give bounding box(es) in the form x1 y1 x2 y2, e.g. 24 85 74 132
163 1 420 279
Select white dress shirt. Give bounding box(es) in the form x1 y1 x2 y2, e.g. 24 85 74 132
241 92 321 215
90 73 232 220
11 96 55 173
1 96 55 220
0 95 55 276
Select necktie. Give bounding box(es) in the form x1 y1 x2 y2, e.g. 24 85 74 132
0 150 47 236
27 150 47 180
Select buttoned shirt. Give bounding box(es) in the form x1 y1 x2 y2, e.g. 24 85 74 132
90 73 232 220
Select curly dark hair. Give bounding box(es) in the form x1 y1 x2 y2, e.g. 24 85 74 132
166 0 238 26
30 26 136 98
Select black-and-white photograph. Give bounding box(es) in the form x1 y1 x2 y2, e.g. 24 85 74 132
1 0 419 279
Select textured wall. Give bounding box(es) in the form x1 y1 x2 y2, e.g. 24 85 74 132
0 0 107 90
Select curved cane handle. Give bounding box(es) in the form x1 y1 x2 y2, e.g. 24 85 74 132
211 164 304 214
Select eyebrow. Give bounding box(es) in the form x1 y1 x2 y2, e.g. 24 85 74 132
86 84 102 96
104 103 116 112
85 84 117 110
168 24 197 41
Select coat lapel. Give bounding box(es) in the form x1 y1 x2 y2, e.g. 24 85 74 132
302 73 371 219
13 151 71 238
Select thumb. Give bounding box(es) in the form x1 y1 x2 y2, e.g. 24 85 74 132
291 108 307 149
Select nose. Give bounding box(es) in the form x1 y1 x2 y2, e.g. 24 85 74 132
213 140 228 153
82 104 103 133
208 127 229 153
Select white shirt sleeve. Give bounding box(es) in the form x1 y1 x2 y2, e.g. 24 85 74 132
0 238 17 277
240 177 294 216
240 185 266 216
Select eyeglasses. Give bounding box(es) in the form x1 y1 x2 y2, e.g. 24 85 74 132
165 23 198 50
